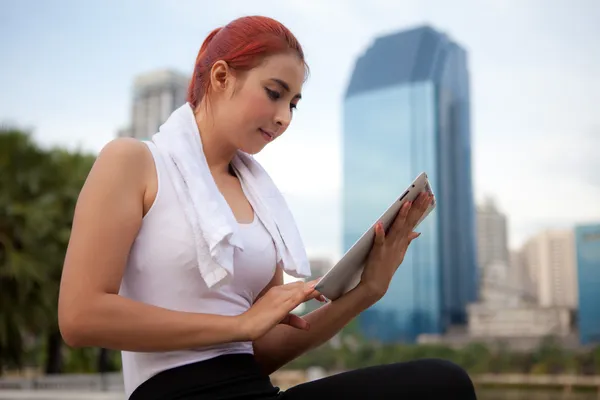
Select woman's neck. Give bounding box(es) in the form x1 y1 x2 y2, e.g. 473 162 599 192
194 105 237 177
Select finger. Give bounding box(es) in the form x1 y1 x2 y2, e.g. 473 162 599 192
419 192 433 211
388 201 411 239
374 221 386 246
280 280 312 294
280 313 310 330
415 193 432 222
406 193 429 227
303 289 324 302
277 282 314 309
414 192 429 211
301 281 319 298
408 231 421 242
282 281 305 290
304 279 319 291
288 283 317 306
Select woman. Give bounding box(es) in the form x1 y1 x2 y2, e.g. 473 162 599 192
58 15 476 400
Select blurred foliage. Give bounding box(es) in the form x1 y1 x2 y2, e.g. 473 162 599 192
0 127 119 375
285 336 600 376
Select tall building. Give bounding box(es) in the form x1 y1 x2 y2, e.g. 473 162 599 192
119 69 189 140
575 223 600 345
476 198 516 305
509 249 536 303
476 198 509 269
522 230 577 309
342 25 477 342
478 261 516 306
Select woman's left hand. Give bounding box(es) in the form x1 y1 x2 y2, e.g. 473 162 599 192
357 191 434 302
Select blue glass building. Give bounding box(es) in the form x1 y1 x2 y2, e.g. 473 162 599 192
342 26 478 342
575 224 600 345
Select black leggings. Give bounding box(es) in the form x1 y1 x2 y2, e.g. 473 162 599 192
130 354 477 399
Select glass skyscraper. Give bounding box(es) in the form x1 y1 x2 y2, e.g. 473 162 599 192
575 223 600 345
343 25 478 342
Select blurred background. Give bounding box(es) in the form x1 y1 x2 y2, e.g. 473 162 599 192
1 0 599 399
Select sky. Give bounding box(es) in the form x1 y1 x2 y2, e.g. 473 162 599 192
2 0 600 262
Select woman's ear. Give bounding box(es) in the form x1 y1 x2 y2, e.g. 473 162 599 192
209 60 233 95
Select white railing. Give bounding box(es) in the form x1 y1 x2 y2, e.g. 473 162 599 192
0 391 123 400
3 371 600 397
0 373 123 392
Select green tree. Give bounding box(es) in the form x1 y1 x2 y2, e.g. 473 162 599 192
41 147 97 374
531 336 570 374
457 342 493 374
0 128 54 373
591 345 600 374
0 127 96 374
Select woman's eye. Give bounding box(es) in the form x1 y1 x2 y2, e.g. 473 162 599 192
265 88 280 100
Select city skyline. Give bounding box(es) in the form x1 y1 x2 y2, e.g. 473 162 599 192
2 0 599 260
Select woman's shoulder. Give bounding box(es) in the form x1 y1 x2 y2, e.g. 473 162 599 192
86 138 157 215
99 137 150 159
93 138 155 186
97 138 153 168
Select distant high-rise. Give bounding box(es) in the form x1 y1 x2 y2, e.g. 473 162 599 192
509 249 536 303
119 69 189 140
476 198 513 304
575 223 600 345
476 198 509 269
343 25 477 342
522 230 577 309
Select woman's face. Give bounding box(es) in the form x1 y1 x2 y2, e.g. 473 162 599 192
209 52 305 155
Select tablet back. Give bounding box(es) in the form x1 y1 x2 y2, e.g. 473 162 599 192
315 172 435 300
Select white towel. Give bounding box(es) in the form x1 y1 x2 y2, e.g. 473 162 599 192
151 103 311 289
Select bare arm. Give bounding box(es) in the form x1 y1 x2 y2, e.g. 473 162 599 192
58 138 243 352
252 268 376 375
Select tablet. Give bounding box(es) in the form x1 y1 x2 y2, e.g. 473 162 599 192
315 172 436 301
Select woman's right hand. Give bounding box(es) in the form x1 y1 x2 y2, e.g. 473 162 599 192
237 280 322 341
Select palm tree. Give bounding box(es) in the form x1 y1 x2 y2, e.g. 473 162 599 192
0 127 95 374
0 128 52 373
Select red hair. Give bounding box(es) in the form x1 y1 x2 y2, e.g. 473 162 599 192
187 16 308 108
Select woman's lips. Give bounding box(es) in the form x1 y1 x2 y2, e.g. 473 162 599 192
259 128 274 142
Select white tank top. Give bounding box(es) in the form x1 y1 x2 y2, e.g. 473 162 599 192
119 142 277 397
